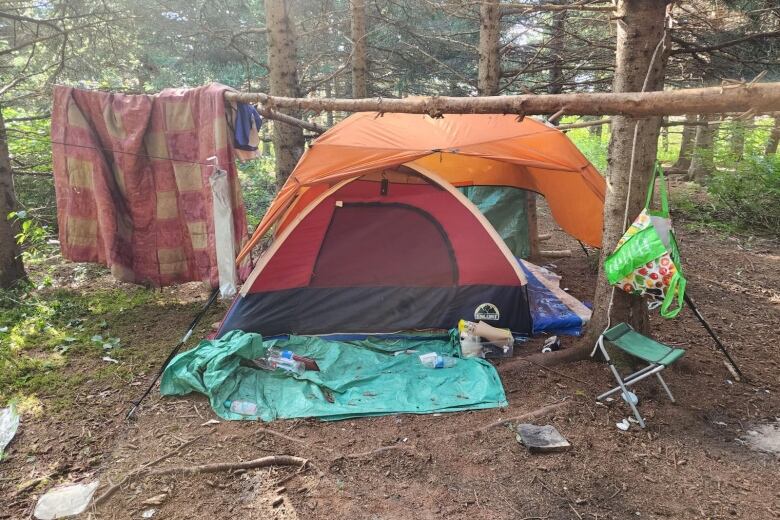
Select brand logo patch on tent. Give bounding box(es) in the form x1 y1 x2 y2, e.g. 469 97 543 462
474 303 500 321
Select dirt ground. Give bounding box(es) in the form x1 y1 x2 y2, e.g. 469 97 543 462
2 200 779 520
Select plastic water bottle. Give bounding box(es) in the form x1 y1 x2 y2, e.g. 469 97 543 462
253 350 305 375
419 352 457 369
224 399 258 416
268 347 295 361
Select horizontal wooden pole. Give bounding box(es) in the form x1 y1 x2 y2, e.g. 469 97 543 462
225 83 780 118
559 118 712 130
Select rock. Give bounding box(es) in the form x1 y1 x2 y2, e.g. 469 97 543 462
516 424 571 453
141 494 168 506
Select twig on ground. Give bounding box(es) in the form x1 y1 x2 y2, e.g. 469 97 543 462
568 502 584 520
256 427 327 450
95 453 314 509
147 455 312 477
272 459 311 487
93 435 203 506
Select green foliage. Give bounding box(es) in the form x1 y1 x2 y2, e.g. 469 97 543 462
0 285 156 406
566 125 608 172
8 210 50 261
237 155 278 228
707 154 780 233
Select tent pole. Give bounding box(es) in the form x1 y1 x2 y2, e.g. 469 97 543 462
126 288 220 420
683 292 745 380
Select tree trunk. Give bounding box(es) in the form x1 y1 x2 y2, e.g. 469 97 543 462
672 115 696 170
588 116 604 140
478 0 500 95
326 79 335 127
265 0 305 189
730 119 745 160
0 108 26 288
661 117 669 151
765 116 780 155
586 0 670 346
687 114 715 183
547 2 566 96
350 0 368 98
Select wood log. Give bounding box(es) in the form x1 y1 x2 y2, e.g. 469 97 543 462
540 249 572 258
224 82 780 118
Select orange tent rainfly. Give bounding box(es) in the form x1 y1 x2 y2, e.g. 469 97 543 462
221 113 605 337
239 112 605 260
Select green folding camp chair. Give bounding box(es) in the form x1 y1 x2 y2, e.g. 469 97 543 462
591 322 685 428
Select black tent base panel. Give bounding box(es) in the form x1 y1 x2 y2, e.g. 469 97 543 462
218 284 532 337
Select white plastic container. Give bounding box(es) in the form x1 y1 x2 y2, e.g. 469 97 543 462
419 352 457 369
224 399 258 416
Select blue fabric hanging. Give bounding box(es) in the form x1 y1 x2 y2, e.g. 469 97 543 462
234 103 263 151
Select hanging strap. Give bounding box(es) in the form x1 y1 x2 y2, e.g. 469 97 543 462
660 271 686 319
644 161 669 217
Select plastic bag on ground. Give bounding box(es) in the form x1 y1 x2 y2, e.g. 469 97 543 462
34 481 100 519
0 406 19 458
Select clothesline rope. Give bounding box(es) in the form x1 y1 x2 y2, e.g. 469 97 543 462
1 134 226 167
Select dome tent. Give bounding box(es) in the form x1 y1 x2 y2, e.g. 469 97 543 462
219 113 605 337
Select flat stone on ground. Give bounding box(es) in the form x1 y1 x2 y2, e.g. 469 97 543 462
516 423 571 453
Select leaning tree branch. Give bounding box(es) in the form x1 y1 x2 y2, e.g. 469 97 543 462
501 2 615 17
225 82 780 118
670 31 780 56
256 106 327 135
558 117 712 130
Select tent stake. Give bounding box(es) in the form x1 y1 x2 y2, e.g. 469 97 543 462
684 293 744 380
126 288 220 420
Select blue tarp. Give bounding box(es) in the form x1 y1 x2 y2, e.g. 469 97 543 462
518 260 592 336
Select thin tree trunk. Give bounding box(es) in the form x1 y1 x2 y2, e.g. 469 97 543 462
765 116 780 155
730 118 745 160
586 0 670 346
687 114 716 183
673 115 696 170
265 0 305 189
661 117 669 151
478 0 500 95
325 80 335 127
547 2 566 96
0 108 26 288
588 116 604 140
350 0 368 98
546 0 567 126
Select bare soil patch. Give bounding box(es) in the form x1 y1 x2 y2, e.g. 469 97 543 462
2 201 778 520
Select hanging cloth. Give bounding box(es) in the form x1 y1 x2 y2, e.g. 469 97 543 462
604 162 686 318
232 103 263 162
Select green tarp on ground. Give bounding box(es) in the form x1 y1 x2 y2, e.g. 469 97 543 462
460 186 531 258
160 330 507 421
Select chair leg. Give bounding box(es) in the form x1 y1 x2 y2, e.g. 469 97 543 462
607 363 645 428
656 372 676 403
